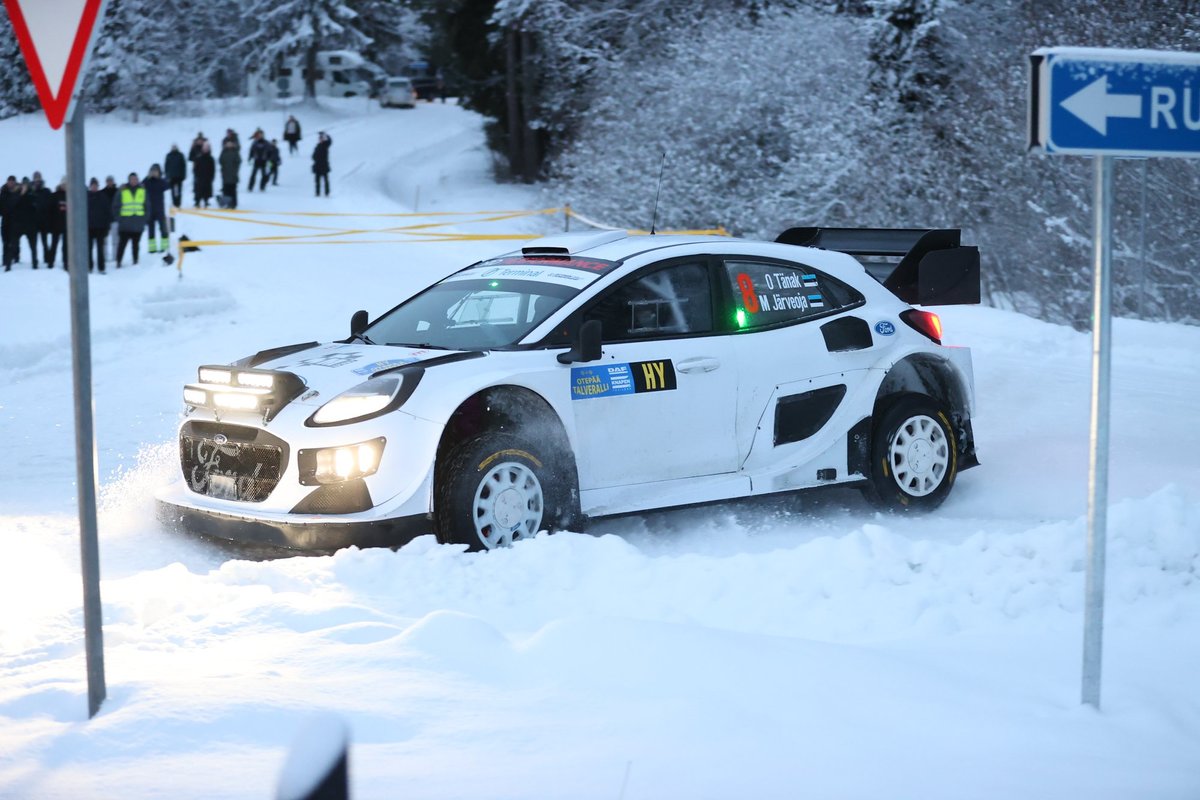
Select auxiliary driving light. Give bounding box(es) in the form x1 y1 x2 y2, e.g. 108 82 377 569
183 387 207 406
213 389 269 411
298 438 386 485
199 367 232 384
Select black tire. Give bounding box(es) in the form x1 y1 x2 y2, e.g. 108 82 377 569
863 393 958 511
435 432 575 551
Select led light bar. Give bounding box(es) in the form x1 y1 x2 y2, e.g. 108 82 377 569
183 367 307 421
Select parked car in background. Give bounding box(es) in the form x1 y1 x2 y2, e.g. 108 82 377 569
381 77 417 109
403 61 443 101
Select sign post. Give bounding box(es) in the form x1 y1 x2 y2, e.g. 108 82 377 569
4 0 109 719
1029 46 1200 709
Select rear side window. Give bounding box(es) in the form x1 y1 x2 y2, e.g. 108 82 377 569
724 260 861 329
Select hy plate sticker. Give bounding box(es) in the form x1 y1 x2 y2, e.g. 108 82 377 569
571 360 676 400
874 320 896 336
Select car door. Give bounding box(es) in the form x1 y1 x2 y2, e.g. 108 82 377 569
569 258 738 489
719 257 878 477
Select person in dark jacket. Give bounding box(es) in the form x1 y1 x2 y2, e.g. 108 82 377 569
268 139 281 186
142 164 170 254
164 144 187 207
283 115 301 155
1 175 18 270
31 171 53 263
101 175 119 261
312 132 332 196
188 132 206 163
222 128 240 151
86 177 112 273
13 179 40 269
47 179 67 269
247 130 270 192
218 139 241 209
193 141 215 208
112 172 147 267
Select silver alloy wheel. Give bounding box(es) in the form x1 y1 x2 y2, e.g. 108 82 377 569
888 414 950 497
471 461 544 549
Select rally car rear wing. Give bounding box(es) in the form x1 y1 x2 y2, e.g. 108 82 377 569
775 227 980 306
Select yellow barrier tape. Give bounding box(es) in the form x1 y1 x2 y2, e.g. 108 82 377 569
173 206 564 219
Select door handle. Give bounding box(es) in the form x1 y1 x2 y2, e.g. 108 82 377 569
677 357 720 373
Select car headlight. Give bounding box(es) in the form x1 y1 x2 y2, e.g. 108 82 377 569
298 438 386 485
307 374 418 427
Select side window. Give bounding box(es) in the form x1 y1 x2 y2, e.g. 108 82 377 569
587 262 712 341
725 260 861 329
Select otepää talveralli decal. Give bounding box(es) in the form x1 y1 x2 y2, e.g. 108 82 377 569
570 360 676 400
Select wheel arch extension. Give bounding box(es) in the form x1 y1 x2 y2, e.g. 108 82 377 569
434 384 580 493
871 354 979 470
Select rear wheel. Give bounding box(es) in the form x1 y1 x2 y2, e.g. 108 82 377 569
863 394 958 511
436 432 572 550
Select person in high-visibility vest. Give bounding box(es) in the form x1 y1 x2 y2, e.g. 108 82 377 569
111 172 148 267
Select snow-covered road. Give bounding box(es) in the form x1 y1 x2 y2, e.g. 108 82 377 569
0 100 1197 800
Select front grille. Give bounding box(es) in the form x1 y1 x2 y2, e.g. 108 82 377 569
180 422 288 503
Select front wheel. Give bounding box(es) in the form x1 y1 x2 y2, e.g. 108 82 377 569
863 394 958 511
436 433 572 550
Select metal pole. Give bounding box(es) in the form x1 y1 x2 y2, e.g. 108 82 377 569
1138 159 1147 319
65 110 107 719
1082 155 1113 709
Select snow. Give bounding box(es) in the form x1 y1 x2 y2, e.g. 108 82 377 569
1 99 1199 800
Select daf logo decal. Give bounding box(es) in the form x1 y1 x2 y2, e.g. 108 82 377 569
213 433 229 445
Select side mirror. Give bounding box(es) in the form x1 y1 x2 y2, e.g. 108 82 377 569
557 319 602 364
350 309 369 337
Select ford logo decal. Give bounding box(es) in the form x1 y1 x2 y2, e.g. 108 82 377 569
874 320 896 336
213 433 229 445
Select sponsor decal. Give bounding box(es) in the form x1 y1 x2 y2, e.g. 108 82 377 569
491 255 618 273
874 320 896 336
353 358 420 375
292 348 363 369
571 359 676 400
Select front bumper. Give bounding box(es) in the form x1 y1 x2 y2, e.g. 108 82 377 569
156 488 435 552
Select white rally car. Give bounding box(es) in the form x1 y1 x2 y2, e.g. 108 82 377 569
157 227 981 551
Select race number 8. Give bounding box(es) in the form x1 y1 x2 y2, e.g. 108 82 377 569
736 273 759 313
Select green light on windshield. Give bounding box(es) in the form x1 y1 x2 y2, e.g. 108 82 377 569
735 308 748 328
489 281 500 288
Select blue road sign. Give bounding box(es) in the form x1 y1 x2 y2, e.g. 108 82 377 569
1029 47 1200 157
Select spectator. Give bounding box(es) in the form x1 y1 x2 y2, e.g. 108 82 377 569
31 171 53 263
143 164 170 254
102 175 119 260
312 132 332 197
219 139 241 209
283 114 301 155
14 178 40 269
1 176 18 269
86 177 112 273
222 128 240 151
47 178 67 269
164 144 187 207
188 132 207 163
247 129 270 192
193 141 215 208
112 171 147 267
267 138 281 186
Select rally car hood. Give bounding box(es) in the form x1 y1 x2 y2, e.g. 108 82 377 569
252 342 470 406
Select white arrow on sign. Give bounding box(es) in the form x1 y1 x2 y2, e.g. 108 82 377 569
1061 76 1142 136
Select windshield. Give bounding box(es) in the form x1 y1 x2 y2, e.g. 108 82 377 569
365 278 578 350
